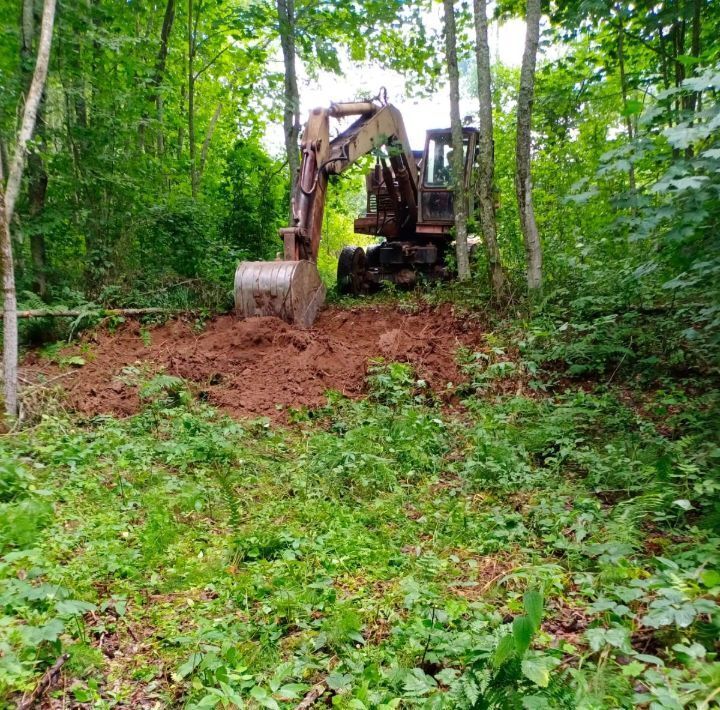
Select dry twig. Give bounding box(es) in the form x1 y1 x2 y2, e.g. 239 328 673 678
18 653 69 709
294 679 328 709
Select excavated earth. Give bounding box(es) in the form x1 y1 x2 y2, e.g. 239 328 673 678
24 304 485 421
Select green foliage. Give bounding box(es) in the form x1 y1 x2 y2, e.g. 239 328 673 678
316 167 373 287
221 139 287 262
2 0 285 317
135 198 222 280
0 340 717 705
366 359 430 406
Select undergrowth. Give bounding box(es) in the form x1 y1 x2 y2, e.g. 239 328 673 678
0 343 718 707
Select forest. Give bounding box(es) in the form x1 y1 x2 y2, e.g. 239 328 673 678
0 0 719 706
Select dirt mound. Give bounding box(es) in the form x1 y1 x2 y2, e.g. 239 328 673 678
25 304 484 420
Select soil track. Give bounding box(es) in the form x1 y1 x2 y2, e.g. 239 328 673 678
25 304 484 420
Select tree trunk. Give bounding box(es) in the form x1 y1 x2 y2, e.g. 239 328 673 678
178 81 186 160
443 0 470 281
473 0 508 298
687 0 702 113
616 19 637 194
277 0 300 220
1 185 18 420
515 0 542 294
15 0 34 270
28 115 49 299
3 307 172 319
5 0 56 225
198 102 222 180
153 0 176 155
21 0 34 70
0 140 8 182
2 0 56 418
188 0 197 197
670 16 685 133
22 0 49 298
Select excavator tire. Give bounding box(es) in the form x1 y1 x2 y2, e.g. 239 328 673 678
365 244 381 269
337 246 366 296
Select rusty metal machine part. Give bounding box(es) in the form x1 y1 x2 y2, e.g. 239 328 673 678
235 98 416 327
337 246 366 296
234 96 478 326
234 260 325 329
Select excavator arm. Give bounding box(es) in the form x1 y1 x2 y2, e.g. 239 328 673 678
235 99 418 328
281 100 418 262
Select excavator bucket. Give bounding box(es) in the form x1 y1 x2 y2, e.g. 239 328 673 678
234 260 326 329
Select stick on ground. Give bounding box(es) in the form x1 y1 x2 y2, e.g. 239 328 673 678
1 307 173 319
294 680 328 709
18 653 69 710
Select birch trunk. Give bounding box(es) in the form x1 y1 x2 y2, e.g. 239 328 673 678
5 0 56 224
0 185 17 418
22 0 49 298
443 0 470 281
2 0 56 417
515 0 542 294
277 0 300 219
473 0 508 298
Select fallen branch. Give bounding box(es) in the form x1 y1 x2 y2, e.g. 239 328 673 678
1 307 173 319
18 652 69 709
294 680 328 709
19 370 75 392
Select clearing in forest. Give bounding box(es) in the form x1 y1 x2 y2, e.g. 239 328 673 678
25 304 484 420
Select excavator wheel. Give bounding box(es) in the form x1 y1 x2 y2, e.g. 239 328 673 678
365 244 380 269
366 244 381 269
337 246 366 296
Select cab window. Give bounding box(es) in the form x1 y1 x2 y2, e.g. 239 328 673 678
423 133 469 188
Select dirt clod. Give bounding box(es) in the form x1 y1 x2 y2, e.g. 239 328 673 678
26 304 483 421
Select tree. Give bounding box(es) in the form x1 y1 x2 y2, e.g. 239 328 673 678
22 0 49 299
516 0 543 293
443 0 470 281
473 0 508 298
2 0 57 417
277 0 300 214
147 0 176 155
188 0 198 196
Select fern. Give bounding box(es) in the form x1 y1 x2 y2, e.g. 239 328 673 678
606 491 669 546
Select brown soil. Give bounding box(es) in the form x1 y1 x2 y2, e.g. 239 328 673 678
24 304 484 421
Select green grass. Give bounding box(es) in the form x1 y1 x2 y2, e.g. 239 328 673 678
1 355 718 708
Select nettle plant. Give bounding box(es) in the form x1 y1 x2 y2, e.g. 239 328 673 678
366 359 432 407
382 583 566 707
456 343 533 394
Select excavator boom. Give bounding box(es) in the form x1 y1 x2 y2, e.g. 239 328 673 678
235 98 418 328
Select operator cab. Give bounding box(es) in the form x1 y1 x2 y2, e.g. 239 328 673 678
354 126 477 239
418 127 477 226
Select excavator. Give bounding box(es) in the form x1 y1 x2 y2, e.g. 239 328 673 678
234 96 477 327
